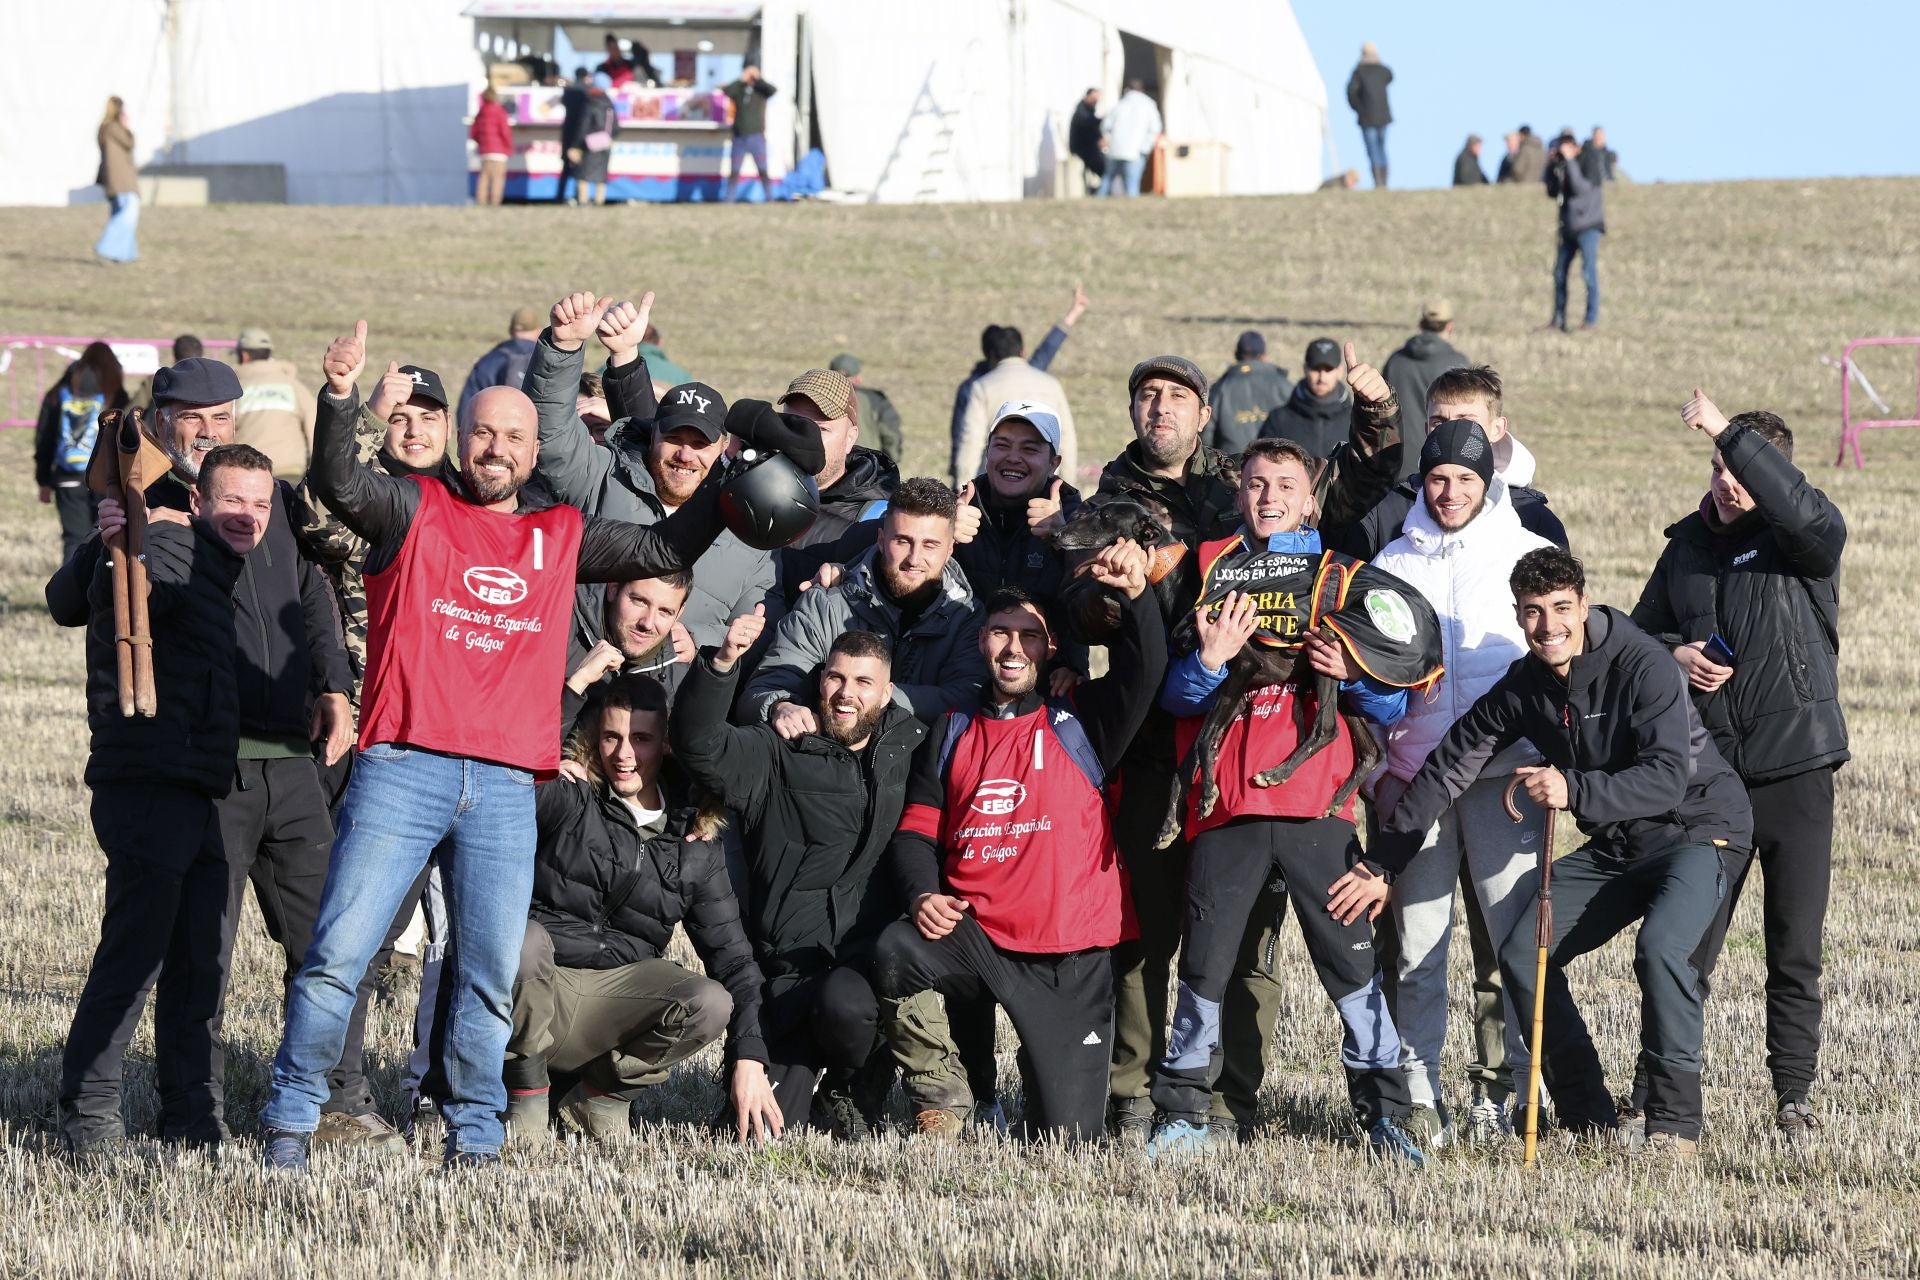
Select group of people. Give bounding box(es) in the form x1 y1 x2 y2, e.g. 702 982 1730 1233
1067 83 1165 198
44 282 1846 1174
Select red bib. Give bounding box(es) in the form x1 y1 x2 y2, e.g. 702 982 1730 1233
1174 681 1359 836
359 477 584 776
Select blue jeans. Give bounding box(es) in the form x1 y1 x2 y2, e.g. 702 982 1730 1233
1360 126 1388 175
96 193 140 263
1553 227 1602 327
1102 155 1145 197
263 745 536 1155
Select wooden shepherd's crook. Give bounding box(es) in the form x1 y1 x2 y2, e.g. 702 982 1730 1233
86 407 169 718
1504 772 1557 1167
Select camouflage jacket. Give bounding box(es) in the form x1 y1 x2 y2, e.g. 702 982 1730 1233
291 401 393 703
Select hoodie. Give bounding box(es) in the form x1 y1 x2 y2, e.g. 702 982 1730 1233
1259 380 1352 461
1334 432 1567 560
1381 332 1470 434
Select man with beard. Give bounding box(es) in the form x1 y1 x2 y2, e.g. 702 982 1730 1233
874 541 1165 1140
672 621 927 1136
564 570 695 722
259 320 819 1170
1259 338 1352 461
741 477 986 732
774 366 900 605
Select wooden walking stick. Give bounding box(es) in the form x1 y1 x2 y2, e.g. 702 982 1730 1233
1505 773 1556 1166
86 407 170 717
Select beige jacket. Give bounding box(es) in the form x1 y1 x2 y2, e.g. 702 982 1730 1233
954 357 1077 489
234 358 318 479
97 121 138 197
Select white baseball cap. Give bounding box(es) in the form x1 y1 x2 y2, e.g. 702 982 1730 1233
988 400 1062 454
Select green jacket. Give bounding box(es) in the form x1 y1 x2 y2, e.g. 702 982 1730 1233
638 342 693 389
856 385 903 461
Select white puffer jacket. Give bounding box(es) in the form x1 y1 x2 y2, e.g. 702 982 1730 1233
1372 475 1555 782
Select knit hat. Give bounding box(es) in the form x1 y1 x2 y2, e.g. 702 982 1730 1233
1419 419 1495 486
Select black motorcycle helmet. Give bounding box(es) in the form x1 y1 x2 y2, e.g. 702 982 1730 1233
719 448 820 549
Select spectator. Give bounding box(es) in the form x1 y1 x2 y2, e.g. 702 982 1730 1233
956 326 1077 489
459 306 542 422
571 75 618 206
1317 169 1361 191
723 65 777 204
1346 44 1393 188
555 68 591 204
1499 126 1545 185
597 34 634 87
1260 338 1353 460
832 353 903 462
1205 330 1292 455
772 368 899 604
470 88 512 206
1545 135 1605 332
35 342 126 561
1099 80 1162 197
232 326 318 481
1582 125 1619 184
1453 135 1488 186
639 323 693 390
950 287 1086 476
1382 300 1470 430
1068 88 1105 195
173 335 203 361
95 96 140 265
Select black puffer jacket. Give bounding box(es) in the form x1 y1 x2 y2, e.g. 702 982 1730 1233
1260 382 1353 461
60 518 245 794
529 768 766 1063
670 652 926 993
1630 423 1847 784
775 445 898 604
1333 472 1568 560
954 477 1087 675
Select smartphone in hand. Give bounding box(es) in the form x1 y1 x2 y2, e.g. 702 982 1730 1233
1703 633 1736 668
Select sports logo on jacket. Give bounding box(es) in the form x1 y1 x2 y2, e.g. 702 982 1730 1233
1363 589 1417 644
463 565 528 607
969 778 1027 816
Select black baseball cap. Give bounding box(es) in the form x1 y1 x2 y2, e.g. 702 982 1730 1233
398 364 448 408
655 381 728 442
1304 338 1342 371
152 357 243 407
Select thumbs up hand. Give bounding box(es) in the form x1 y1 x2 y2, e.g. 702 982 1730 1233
323 320 368 396
1343 341 1390 407
1680 388 1730 440
1027 476 1066 536
954 481 983 545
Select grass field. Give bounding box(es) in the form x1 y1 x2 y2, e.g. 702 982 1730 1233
2 178 1919 1278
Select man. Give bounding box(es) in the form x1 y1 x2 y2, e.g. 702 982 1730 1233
258 318 817 1170
505 676 780 1145
563 570 695 727
953 401 1081 629
956 327 1077 489
831 353 903 462
1628 393 1846 1148
1581 126 1618 184
1369 547 1753 1159
524 291 777 656
950 286 1087 479
555 72 590 205
1259 338 1352 460
1367 420 1555 1148
775 366 899 603
597 33 634 86
672 621 927 1136
1545 136 1605 332
877 551 1166 1139
1347 43 1393 188
458 307 542 422
1337 364 1568 560
1453 135 1488 186
1068 87 1105 195
637 324 693 391
1205 331 1292 456
1382 301 1470 432
1501 126 1545 185
1070 348 1402 1142
722 64 777 204
1143 437 1431 1161
741 477 986 730
232 326 317 480
1100 79 1161 197
50 440 262 1155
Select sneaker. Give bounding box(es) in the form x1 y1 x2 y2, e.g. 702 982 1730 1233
402 1094 443 1146
441 1149 503 1171
1107 1096 1154 1146
1366 1117 1428 1168
1640 1131 1699 1161
1404 1103 1454 1151
506 1090 552 1147
65 1129 126 1163
1145 1118 1216 1159
312 1110 406 1156
1776 1100 1820 1152
1613 1100 1647 1154
913 1108 965 1140
1463 1096 1512 1147
970 1097 1008 1136
819 1076 874 1143
556 1083 632 1144
262 1128 311 1173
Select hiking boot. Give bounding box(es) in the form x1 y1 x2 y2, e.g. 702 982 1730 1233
441 1149 503 1171
262 1128 311 1173
970 1097 1008 1136
1107 1095 1154 1146
1366 1117 1428 1168
1776 1100 1820 1152
65 1129 126 1163
818 1071 877 1142
1146 1117 1216 1160
1404 1102 1454 1151
506 1090 552 1147
312 1110 406 1157
1612 1098 1646 1153
1462 1096 1512 1147
1640 1131 1699 1162
914 1108 965 1140
556 1082 632 1144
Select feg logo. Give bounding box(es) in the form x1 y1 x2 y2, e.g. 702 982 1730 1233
464 565 528 607
969 778 1027 816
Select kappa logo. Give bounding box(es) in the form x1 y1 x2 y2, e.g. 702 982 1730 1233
463 565 528 607
674 387 713 414
969 778 1027 816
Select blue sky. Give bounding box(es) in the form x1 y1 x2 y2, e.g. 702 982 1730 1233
1294 2 1919 188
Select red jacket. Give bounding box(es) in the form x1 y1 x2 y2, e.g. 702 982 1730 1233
469 98 513 155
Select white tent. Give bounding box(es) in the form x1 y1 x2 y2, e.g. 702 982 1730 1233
0 0 1325 207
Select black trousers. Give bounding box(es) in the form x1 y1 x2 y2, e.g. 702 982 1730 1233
1630 765 1834 1108
52 483 98 565
742 964 882 1131
1152 815 1408 1127
876 916 1113 1140
61 783 232 1145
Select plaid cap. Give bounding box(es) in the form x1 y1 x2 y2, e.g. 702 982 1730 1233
780 368 856 420
1128 354 1209 403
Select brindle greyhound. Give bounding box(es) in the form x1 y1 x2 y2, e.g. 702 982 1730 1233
1053 496 1383 850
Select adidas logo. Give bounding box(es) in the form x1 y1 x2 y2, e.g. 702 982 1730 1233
1081 1030 1102 1046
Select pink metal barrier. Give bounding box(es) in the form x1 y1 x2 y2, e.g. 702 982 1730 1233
1835 336 1920 468
0 336 238 429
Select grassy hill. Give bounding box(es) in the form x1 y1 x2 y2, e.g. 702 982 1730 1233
0 179 1916 1276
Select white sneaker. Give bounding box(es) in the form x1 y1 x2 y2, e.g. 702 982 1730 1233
1463 1095 1513 1146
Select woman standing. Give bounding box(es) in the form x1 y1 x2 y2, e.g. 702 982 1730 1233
34 342 127 560
571 74 618 205
469 88 512 206
95 97 140 264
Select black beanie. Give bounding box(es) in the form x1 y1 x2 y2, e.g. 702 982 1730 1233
1419 419 1495 486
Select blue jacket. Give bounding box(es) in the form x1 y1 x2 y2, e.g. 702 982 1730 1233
1158 528 1409 724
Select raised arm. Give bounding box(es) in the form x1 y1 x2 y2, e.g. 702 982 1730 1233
1319 342 1405 532
310 322 422 547
526 293 616 511
668 612 778 821
1684 394 1845 577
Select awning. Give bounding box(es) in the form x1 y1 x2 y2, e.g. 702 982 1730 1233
463 1 759 20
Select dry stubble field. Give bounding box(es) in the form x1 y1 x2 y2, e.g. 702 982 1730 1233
0 179 1917 1278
